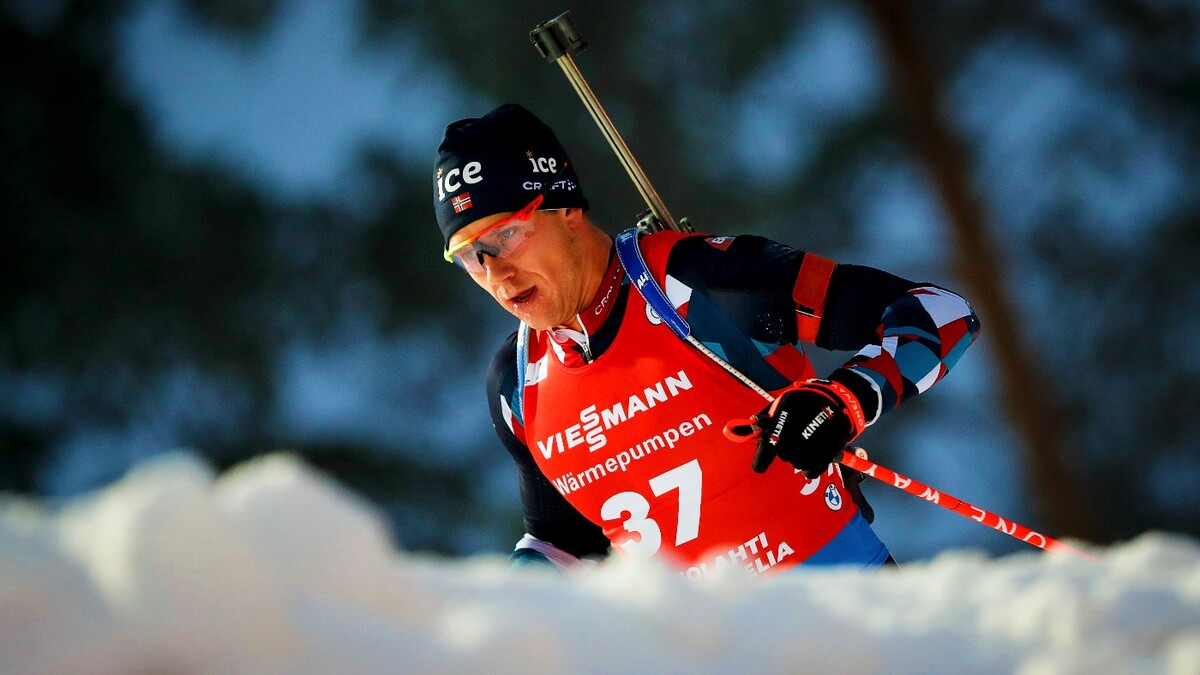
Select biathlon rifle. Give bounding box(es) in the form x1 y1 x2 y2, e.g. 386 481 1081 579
530 11 693 235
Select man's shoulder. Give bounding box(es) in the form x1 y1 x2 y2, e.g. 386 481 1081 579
634 230 704 275
638 230 785 267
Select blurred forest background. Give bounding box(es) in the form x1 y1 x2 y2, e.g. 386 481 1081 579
3 0 1198 560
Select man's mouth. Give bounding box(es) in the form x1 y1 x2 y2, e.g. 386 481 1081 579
508 287 535 306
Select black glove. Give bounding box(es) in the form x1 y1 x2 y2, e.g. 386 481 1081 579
750 378 868 476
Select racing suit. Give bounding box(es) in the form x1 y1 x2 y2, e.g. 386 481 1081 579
487 231 979 575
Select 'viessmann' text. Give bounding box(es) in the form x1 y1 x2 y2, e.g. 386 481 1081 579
536 369 694 459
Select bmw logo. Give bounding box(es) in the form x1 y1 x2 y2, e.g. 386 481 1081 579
824 484 843 511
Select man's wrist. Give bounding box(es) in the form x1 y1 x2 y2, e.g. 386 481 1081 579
827 368 881 428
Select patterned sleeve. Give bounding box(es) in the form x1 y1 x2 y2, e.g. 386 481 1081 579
837 286 980 418
661 234 980 422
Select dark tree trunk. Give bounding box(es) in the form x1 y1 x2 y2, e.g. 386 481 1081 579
860 0 1101 541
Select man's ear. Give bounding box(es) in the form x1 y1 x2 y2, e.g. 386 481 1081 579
560 207 586 229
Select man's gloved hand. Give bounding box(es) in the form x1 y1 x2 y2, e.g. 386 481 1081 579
749 378 868 476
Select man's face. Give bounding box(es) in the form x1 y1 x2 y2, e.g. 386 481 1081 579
449 208 591 330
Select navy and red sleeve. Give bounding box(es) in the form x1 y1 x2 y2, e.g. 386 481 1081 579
664 234 980 421
485 333 611 560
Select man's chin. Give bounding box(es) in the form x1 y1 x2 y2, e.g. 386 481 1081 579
514 315 553 330
497 293 571 330
500 303 542 329
505 307 565 331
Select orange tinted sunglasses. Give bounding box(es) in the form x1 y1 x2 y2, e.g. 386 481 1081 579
443 193 544 266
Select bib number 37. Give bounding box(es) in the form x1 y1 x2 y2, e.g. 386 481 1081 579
600 459 702 558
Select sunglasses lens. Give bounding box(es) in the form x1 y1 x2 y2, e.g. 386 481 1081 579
451 243 494 273
444 193 545 272
451 222 534 273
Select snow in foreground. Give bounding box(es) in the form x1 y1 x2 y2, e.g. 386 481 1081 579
1 454 1197 674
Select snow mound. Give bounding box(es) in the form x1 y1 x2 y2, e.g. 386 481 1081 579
1 452 1197 674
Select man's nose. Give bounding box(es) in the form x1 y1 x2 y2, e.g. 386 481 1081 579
482 250 515 280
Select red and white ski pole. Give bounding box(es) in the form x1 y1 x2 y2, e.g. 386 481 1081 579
840 447 1096 561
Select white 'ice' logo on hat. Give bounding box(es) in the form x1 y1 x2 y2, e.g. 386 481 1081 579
436 161 483 201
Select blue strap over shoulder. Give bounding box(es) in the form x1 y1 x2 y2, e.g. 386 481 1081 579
614 228 691 340
512 322 530 421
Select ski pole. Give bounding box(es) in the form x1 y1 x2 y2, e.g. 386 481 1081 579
530 11 691 234
839 447 1097 560
724 413 1093 559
